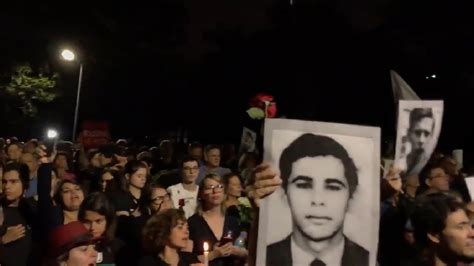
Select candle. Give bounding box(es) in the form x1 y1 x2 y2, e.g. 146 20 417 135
203 242 209 266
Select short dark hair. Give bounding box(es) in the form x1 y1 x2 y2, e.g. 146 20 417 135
409 108 434 130
204 144 220 154
136 152 154 167
181 156 199 168
279 133 358 197
98 144 116 159
124 160 148 176
419 162 445 185
142 209 186 254
79 192 116 241
2 162 30 191
411 193 465 248
189 142 203 150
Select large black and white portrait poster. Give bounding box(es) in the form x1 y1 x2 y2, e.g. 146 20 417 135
394 100 444 177
257 119 381 266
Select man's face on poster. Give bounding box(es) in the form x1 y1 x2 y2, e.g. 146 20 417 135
287 155 350 241
408 117 434 152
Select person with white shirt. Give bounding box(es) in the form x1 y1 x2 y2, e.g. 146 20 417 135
167 157 200 219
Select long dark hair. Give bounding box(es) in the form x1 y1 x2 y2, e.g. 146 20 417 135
142 182 167 215
53 179 84 210
79 192 116 241
99 168 122 197
121 160 148 192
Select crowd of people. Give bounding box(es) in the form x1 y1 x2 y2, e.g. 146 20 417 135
0 135 473 266
0 137 276 266
380 152 474 266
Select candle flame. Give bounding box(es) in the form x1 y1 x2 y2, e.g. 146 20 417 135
203 242 209 251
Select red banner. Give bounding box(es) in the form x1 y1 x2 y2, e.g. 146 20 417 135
79 121 111 149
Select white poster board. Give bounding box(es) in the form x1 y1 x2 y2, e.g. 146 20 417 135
257 118 381 266
394 101 444 177
464 177 474 201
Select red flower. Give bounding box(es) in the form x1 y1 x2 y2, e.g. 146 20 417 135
248 93 277 118
255 93 274 102
266 102 277 118
249 93 274 109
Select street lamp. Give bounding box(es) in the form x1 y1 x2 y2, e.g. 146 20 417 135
61 49 83 142
61 49 75 61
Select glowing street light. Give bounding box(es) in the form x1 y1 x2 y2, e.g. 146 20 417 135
60 48 83 142
61 49 76 61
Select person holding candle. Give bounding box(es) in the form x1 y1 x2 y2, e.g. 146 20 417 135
139 209 203 266
186 173 248 266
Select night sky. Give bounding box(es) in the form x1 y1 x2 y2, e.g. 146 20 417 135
1 0 473 153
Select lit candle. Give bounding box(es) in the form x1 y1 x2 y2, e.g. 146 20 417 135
203 242 209 266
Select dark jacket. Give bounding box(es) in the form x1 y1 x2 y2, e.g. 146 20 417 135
266 235 369 266
37 163 64 235
0 199 36 266
138 252 200 266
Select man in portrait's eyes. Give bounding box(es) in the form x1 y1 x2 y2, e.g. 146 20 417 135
405 108 435 176
266 133 369 266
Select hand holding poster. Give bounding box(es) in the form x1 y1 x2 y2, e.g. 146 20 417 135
256 118 380 266
394 101 444 177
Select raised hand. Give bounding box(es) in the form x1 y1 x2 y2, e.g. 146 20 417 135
246 163 282 208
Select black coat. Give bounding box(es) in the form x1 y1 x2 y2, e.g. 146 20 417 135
266 235 369 266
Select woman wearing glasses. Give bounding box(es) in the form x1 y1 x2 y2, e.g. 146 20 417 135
144 183 173 215
186 173 248 266
116 182 174 265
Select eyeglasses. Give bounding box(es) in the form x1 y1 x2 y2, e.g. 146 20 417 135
203 184 224 193
183 166 199 172
152 193 171 204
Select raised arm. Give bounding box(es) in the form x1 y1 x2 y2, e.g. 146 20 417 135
245 163 282 266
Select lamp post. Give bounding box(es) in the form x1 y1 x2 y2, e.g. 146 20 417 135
61 49 83 142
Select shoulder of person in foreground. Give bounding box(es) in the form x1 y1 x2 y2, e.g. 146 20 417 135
179 251 201 264
137 255 161 266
